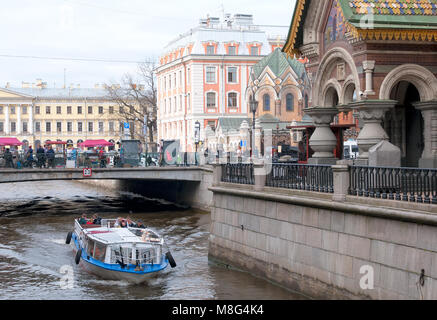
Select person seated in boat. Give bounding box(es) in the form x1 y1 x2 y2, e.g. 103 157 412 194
78 214 88 225
114 217 123 227
136 220 146 229
120 219 128 228
141 230 151 242
92 214 102 225
126 217 137 228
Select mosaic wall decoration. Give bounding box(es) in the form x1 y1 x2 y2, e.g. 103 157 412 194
324 0 347 49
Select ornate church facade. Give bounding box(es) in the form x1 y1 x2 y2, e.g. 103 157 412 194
283 0 437 167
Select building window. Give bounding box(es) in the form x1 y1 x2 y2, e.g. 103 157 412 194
22 106 27 114
187 94 191 111
207 92 216 108
119 106 124 114
35 106 40 114
99 106 104 114
10 106 15 114
228 67 238 83
305 95 309 109
46 122 51 133
250 46 259 56
228 92 238 108
263 94 270 111
46 106 51 114
109 122 114 133
0 122 3 132
78 122 83 133
88 106 93 114
187 68 191 85
67 106 72 114
0 106 3 114
228 46 236 55
99 122 104 133
57 106 62 114
109 106 114 114
11 122 16 133
67 122 72 133
286 94 294 112
206 67 216 83
35 122 41 133
206 45 215 55
22 122 28 133
88 122 93 133
77 106 82 114
179 95 183 111
57 122 62 133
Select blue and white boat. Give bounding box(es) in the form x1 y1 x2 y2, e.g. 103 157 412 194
66 218 176 284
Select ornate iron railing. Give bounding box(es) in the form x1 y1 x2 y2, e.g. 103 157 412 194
221 163 254 185
266 164 334 193
349 166 437 204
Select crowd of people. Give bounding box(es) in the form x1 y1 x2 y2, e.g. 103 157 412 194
78 214 146 229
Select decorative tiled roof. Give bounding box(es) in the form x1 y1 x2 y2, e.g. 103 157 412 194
349 0 437 16
283 0 437 56
253 48 306 80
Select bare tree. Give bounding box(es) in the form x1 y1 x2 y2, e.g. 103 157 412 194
105 62 158 152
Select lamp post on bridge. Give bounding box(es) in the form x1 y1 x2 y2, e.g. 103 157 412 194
249 91 259 162
194 121 200 166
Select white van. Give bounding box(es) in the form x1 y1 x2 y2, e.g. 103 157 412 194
344 140 359 159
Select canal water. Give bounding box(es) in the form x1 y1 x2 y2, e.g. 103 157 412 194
0 181 304 300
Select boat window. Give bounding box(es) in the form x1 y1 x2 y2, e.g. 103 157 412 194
94 242 106 262
86 239 95 257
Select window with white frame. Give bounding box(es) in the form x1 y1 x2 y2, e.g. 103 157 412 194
228 46 237 55
228 67 238 83
0 122 4 132
206 92 216 108
35 122 41 133
206 67 216 83
228 92 238 108
22 122 27 133
250 46 259 56
206 45 215 55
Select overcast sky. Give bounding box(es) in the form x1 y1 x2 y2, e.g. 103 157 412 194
0 0 296 88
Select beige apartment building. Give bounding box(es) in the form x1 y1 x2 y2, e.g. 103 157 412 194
0 82 129 149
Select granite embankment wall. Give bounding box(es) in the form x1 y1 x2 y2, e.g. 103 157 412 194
209 183 437 299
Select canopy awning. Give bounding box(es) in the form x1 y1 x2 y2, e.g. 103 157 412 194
78 139 114 148
0 137 23 147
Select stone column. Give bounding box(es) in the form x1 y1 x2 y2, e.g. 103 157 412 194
363 60 376 96
415 100 437 168
29 104 34 135
5 105 10 134
305 106 339 164
351 100 397 163
16 105 21 135
332 160 352 202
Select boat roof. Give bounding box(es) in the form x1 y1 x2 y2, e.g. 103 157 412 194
83 227 155 245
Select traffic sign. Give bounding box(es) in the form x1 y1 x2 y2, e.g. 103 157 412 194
83 168 92 178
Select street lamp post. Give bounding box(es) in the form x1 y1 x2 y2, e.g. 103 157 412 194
194 121 201 166
249 94 259 161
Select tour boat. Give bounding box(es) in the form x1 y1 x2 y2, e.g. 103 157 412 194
66 218 176 284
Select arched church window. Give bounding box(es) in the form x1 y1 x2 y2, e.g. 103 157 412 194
263 94 270 111
286 94 294 112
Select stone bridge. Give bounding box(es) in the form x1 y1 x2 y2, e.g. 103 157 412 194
0 167 204 184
